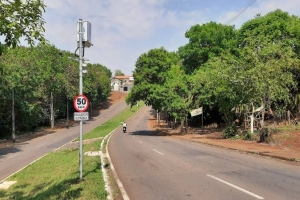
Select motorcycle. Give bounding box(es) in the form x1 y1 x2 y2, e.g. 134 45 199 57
123 126 126 133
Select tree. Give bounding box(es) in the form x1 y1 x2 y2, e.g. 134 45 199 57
127 47 179 110
178 22 237 74
0 44 112 138
237 9 300 131
114 69 124 76
189 53 242 124
84 63 111 105
162 65 192 132
0 0 46 55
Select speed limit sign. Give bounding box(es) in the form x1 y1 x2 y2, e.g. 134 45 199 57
74 94 89 112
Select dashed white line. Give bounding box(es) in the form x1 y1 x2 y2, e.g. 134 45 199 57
153 149 164 155
207 174 264 199
36 144 44 148
7 153 20 159
138 140 143 143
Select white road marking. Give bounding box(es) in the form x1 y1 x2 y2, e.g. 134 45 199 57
7 153 20 159
36 144 44 148
207 174 264 199
139 140 143 143
153 149 164 155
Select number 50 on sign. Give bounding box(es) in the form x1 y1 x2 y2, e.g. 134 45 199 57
74 94 89 112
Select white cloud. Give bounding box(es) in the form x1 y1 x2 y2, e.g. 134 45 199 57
42 0 206 74
42 0 300 75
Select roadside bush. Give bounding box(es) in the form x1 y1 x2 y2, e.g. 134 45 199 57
222 124 237 139
241 130 255 141
231 134 241 140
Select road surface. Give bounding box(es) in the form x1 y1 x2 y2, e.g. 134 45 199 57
108 106 300 200
0 100 128 182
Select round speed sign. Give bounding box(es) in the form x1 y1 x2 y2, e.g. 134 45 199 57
74 94 89 112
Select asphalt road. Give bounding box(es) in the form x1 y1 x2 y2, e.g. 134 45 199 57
0 100 128 182
108 106 300 200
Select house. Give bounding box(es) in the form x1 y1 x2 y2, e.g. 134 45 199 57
111 75 134 92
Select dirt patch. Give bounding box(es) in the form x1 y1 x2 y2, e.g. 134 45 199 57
0 91 127 148
149 118 300 162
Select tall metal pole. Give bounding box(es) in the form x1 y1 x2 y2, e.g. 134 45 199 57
78 19 83 180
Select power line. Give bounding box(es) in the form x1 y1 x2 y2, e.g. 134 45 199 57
226 0 257 25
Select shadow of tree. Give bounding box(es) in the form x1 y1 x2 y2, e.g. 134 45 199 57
6 177 82 200
0 190 9 198
0 144 25 158
130 130 167 136
32 177 82 200
83 162 102 177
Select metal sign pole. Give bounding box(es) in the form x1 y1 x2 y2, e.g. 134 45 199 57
78 19 83 180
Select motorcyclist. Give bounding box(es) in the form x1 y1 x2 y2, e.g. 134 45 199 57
122 121 127 132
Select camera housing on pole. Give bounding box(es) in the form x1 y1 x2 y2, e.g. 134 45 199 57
77 21 92 48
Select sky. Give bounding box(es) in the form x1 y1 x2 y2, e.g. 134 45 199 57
43 0 300 76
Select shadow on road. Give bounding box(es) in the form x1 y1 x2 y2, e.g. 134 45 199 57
130 130 167 136
0 145 24 158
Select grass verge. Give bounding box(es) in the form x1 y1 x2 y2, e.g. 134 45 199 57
0 101 144 200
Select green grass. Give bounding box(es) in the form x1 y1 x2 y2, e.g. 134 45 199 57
0 101 144 200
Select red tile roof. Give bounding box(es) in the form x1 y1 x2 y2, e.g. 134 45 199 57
115 76 132 79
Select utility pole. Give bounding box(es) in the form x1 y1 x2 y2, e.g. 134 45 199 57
78 18 84 180
76 18 92 180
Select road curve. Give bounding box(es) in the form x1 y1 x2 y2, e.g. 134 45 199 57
0 100 128 182
108 106 300 200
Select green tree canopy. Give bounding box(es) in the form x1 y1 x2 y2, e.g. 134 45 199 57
0 44 112 137
128 47 179 110
0 0 46 55
162 65 192 131
238 9 300 110
114 69 125 76
178 22 237 74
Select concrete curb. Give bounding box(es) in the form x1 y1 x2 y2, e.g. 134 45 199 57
100 128 118 200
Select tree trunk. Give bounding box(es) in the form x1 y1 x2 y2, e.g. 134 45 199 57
250 103 254 133
260 101 265 128
172 118 176 129
12 89 16 142
50 92 54 129
157 110 159 127
180 118 186 134
185 117 188 128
